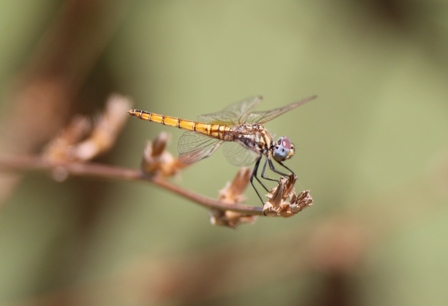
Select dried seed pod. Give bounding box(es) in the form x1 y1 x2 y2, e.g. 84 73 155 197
210 168 257 228
263 174 313 217
141 132 186 177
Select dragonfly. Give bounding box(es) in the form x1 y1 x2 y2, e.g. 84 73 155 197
128 95 316 203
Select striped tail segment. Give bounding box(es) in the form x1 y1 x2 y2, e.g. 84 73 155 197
128 109 230 139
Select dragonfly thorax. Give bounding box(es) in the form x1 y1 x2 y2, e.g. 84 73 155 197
230 124 273 154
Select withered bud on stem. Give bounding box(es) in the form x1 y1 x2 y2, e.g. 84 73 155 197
43 116 91 162
263 174 313 217
141 132 187 177
210 168 258 228
43 94 132 163
73 94 132 161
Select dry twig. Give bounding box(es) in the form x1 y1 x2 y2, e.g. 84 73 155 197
0 155 263 215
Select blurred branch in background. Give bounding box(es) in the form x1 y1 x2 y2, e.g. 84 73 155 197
0 0 129 207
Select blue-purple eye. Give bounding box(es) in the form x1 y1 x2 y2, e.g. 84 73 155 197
273 137 292 162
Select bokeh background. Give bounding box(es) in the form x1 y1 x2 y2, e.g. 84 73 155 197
1 0 448 305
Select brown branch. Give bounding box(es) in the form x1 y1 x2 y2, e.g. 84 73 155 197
0 155 263 215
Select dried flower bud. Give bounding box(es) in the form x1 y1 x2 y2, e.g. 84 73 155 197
141 132 186 177
73 94 132 160
218 167 251 204
210 168 257 228
263 174 313 217
209 208 257 228
43 116 91 162
43 94 131 162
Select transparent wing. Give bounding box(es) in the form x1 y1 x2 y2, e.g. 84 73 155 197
245 95 317 124
222 141 261 167
177 132 223 164
198 96 263 125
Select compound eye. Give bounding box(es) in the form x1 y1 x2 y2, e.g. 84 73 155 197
286 142 295 160
273 137 291 162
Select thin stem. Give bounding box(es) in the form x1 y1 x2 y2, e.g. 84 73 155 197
0 155 263 215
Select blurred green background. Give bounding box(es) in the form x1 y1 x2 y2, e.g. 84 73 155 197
1 0 448 305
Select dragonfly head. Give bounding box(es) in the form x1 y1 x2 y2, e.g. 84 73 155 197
273 137 295 162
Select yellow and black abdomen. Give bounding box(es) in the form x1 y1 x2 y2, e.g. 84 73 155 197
128 109 230 139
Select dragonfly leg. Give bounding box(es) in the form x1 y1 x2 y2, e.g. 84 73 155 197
267 158 291 177
250 157 270 204
261 157 280 182
276 161 295 176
